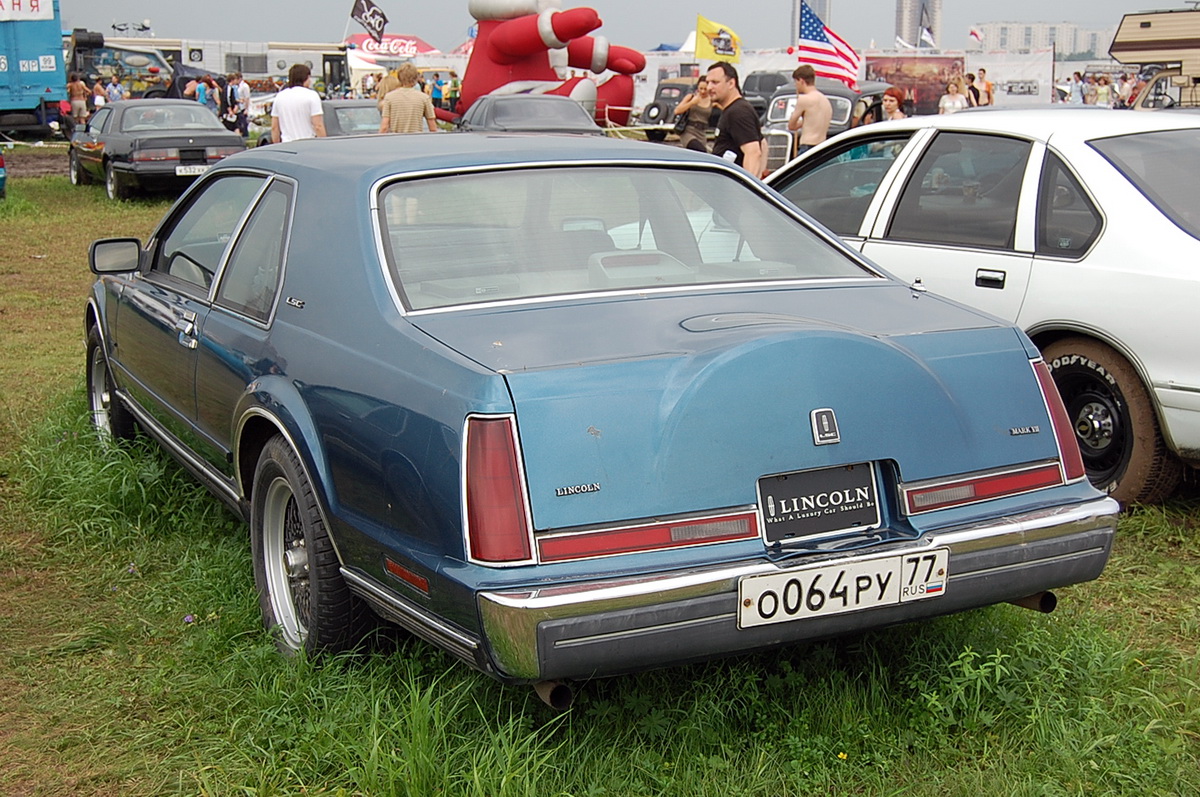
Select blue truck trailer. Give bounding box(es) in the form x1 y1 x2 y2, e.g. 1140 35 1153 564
0 0 66 132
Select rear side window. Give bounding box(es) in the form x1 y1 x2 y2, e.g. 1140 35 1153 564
1090 128 1200 240
774 135 912 236
215 180 293 321
887 132 1031 250
1036 152 1101 257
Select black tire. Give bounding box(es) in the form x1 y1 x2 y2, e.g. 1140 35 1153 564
1043 337 1183 503
86 325 137 440
641 101 670 124
69 149 93 186
105 161 131 201
251 434 371 654
644 128 668 143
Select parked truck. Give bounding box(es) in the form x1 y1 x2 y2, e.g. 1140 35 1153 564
1110 7 1200 109
0 0 66 133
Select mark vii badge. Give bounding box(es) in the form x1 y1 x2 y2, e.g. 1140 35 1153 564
811 408 840 446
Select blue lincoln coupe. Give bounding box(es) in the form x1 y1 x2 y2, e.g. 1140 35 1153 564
85 133 1118 707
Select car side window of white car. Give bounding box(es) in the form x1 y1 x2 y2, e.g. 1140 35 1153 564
887 132 1031 250
152 175 267 291
1035 152 1102 258
214 181 294 322
775 135 913 236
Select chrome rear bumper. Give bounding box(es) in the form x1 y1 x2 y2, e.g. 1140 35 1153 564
478 497 1119 681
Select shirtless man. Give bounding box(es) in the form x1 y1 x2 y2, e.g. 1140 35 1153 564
786 64 832 155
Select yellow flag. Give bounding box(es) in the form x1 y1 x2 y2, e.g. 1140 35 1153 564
696 15 741 62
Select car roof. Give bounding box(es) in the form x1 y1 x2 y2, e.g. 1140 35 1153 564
845 107 1200 144
222 132 728 185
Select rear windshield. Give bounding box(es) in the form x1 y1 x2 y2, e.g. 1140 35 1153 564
1089 128 1200 240
377 165 876 311
120 105 224 132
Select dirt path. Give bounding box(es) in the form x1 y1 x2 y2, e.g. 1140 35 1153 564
3 144 69 178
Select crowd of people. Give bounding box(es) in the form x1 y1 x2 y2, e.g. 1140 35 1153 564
1062 71 1143 108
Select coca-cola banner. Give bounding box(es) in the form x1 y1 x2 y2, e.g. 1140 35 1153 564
350 0 389 45
345 33 442 59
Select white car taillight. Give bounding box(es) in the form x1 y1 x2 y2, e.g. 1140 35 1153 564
464 415 533 564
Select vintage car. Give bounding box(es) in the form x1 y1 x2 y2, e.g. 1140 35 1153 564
68 99 246 200
637 77 701 142
762 79 892 174
85 133 1117 707
767 109 1200 504
454 94 601 135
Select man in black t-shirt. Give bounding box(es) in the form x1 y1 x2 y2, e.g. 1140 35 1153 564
705 62 764 178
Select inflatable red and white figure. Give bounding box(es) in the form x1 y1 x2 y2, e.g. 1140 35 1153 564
457 0 646 126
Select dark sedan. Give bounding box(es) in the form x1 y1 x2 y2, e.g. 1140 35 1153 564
455 94 601 134
85 134 1115 707
69 99 245 200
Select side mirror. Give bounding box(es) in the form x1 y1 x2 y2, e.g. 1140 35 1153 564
90 238 142 274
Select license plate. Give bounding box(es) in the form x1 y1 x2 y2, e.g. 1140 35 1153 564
757 463 880 544
175 165 209 176
738 548 949 629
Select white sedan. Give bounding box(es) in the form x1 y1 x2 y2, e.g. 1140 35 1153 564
767 108 1200 504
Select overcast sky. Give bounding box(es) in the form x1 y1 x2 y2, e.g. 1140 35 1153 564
60 0 1128 55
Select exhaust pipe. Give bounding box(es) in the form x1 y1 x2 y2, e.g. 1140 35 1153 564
1007 591 1057 614
533 680 573 711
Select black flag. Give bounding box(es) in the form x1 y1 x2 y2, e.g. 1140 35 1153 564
351 0 389 44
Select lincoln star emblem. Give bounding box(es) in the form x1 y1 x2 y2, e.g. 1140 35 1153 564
811 408 840 445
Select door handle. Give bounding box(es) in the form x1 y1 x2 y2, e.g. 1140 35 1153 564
975 269 1006 289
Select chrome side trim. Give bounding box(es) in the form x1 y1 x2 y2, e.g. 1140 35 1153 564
478 497 1118 679
341 568 481 664
119 394 241 508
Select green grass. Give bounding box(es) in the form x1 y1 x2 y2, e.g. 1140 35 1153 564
2 170 1199 795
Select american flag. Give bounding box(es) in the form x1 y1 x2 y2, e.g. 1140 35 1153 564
797 1 861 89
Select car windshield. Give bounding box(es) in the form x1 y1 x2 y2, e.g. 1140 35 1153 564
492 98 592 126
378 165 874 311
120 105 225 132
334 105 382 134
1089 128 1200 240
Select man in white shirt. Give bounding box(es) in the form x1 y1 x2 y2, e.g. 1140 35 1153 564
271 64 326 144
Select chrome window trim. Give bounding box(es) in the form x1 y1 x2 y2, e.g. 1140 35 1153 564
368 159 887 317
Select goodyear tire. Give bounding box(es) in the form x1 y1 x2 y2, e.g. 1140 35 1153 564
251 435 371 654
1043 337 1182 504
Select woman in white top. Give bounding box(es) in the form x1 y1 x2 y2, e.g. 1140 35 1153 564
938 80 969 114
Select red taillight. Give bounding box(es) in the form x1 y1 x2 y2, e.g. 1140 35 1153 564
465 416 532 564
1033 359 1086 482
538 512 758 562
131 147 179 162
903 462 1065 514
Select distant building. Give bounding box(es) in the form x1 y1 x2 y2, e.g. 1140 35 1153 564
969 21 1118 55
808 0 831 24
895 0 942 49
